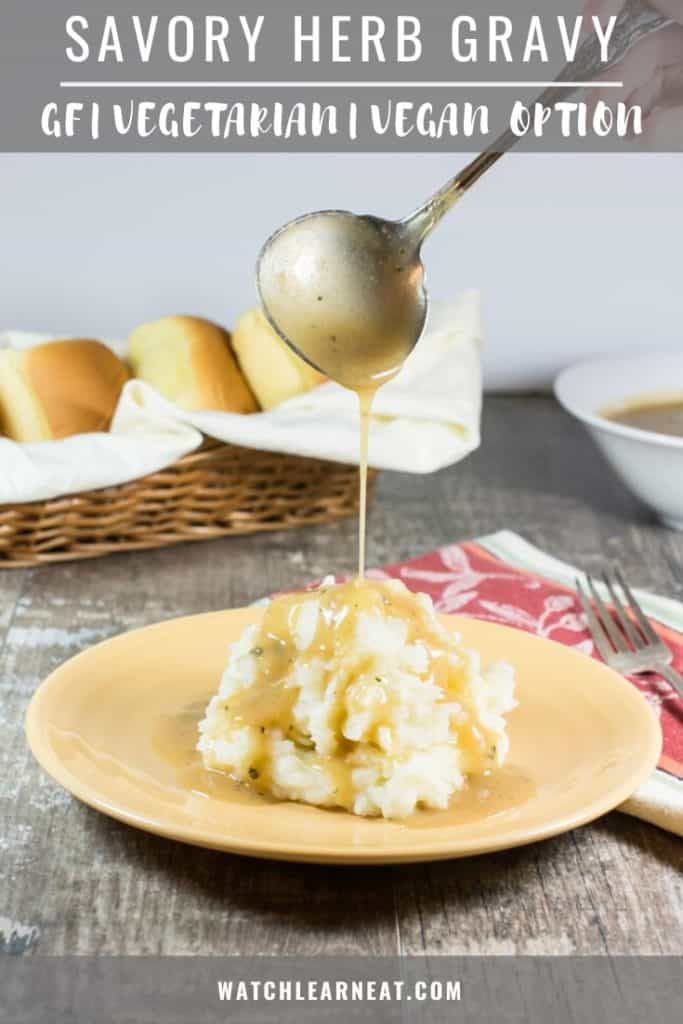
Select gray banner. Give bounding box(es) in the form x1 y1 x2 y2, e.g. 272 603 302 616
1 956 681 1023
1 0 682 152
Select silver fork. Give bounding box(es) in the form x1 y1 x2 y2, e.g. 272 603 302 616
576 566 683 698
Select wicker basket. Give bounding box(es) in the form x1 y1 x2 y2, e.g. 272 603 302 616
0 442 374 568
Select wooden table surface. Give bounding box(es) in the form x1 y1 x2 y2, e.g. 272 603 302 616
1 396 681 957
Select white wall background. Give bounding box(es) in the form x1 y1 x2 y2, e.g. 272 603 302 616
1 152 681 389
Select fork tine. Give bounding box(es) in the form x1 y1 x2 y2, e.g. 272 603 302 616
614 567 660 646
586 575 628 653
603 570 642 650
575 578 614 662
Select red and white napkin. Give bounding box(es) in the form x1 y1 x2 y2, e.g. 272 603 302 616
363 531 682 837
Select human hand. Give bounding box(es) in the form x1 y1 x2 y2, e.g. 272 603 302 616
584 0 683 145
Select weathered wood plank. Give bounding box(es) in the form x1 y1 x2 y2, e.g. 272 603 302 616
1 397 681 957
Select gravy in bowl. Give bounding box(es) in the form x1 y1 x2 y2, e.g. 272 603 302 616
603 395 683 439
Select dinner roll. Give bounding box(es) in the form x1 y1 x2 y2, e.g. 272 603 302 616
231 308 326 411
128 315 257 413
0 339 129 442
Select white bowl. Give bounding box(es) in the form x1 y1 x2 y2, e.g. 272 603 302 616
554 351 683 531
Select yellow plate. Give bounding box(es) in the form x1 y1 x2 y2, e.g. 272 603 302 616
25 609 662 864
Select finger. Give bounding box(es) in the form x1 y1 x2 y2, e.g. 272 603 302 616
630 63 683 114
583 24 683 114
619 23 683 94
619 66 683 140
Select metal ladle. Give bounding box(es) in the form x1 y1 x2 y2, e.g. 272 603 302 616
257 0 670 391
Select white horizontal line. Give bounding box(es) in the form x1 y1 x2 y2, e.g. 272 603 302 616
59 80 624 89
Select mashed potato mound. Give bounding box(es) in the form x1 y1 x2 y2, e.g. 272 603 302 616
197 577 516 819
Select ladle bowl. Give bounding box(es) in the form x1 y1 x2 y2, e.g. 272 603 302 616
257 209 427 390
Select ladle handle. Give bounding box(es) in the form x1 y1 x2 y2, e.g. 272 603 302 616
403 0 672 245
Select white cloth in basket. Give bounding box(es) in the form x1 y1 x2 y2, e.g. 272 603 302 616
0 291 482 504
